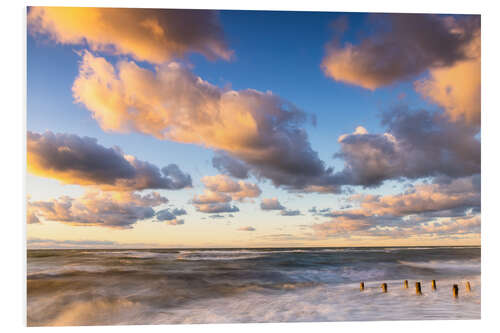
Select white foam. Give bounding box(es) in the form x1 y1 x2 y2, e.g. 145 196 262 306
145 275 481 324
398 259 481 272
177 254 265 261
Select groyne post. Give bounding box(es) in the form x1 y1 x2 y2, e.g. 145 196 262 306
453 284 459 298
381 283 388 293
360 282 365 291
415 282 422 295
432 280 437 290
404 280 408 288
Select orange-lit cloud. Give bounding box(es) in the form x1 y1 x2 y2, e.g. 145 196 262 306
27 131 191 191
28 7 232 63
332 108 480 187
238 226 256 231
312 218 371 235
212 151 250 179
193 190 232 204
260 198 285 210
27 206 40 224
192 175 261 213
415 31 481 126
73 52 338 192
28 191 168 229
201 175 261 202
415 215 480 235
311 175 480 238
193 202 240 214
155 208 187 225
260 198 301 216
353 176 479 217
322 14 479 90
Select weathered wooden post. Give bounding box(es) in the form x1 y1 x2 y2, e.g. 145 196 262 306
453 284 459 298
415 282 422 295
404 280 408 288
360 282 365 291
432 280 437 290
466 281 471 292
381 283 388 293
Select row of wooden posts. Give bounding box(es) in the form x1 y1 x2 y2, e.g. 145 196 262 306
359 280 472 297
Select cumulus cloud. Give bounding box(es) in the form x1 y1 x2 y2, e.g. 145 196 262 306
312 218 372 235
28 191 167 229
27 195 41 224
322 14 480 90
155 210 177 221
194 203 240 214
201 175 261 201
208 214 227 219
332 107 480 187
28 131 192 191
311 175 480 238
308 207 334 216
323 15 481 190
27 207 40 224
352 176 480 217
166 219 184 225
191 175 260 213
155 207 187 225
238 226 256 231
171 208 187 216
415 30 480 126
28 7 232 63
192 190 232 204
260 198 285 210
260 198 301 216
280 209 301 216
413 215 480 236
72 51 339 193
212 151 250 179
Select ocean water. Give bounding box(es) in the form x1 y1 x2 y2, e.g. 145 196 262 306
27 246 481 326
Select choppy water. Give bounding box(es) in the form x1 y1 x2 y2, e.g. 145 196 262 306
27 246 481 326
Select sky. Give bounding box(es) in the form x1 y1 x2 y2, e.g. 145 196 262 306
26 7 481 248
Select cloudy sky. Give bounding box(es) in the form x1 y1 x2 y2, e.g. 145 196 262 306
26 7 480 248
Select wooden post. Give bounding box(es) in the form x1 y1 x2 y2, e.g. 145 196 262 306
466 281 471 292
404 280 408 288
432 280 437 290
381 283 387 293
360 282 365 291
415 282 422 295
453 284 459 298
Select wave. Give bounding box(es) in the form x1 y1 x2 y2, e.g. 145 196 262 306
29 276 480 326
27 247 481 326
175 249 310 261
89 250 178 259
302 247 437 254
172 248 425 258
176 254 265 261
398 259 481 273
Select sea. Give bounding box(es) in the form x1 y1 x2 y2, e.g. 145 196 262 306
27 246 481 326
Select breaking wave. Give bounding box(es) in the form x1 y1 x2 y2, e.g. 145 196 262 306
27 246 481 326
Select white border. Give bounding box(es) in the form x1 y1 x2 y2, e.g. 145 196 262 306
2 0 500 332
